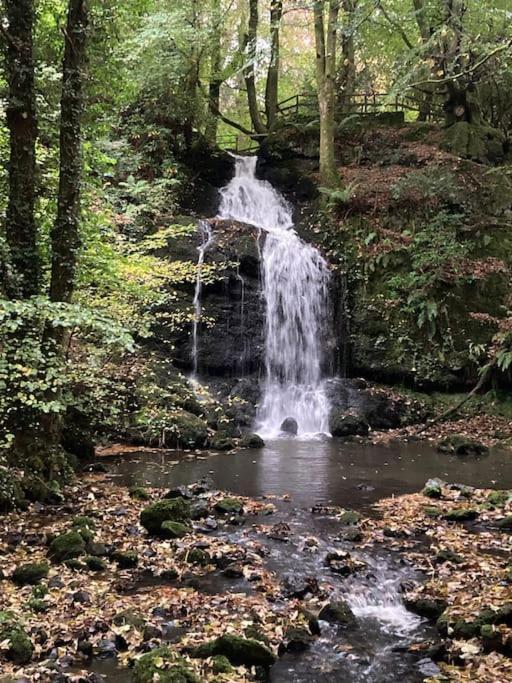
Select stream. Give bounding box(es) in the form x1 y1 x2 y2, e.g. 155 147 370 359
95 440 512 683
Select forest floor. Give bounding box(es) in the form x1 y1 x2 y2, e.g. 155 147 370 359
0 471 511 682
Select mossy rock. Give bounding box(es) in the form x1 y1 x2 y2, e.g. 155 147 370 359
211 655 233 674
0 466 25 512
318 601 357 626
140 498 191 535
329 412 369 438
186 548 210 566
424 506 442 518
339 510 360 525
71 516 96 543
112 550 139 568
161 521 192 539
210 432 236 451
239 433 265 449
113 609 145 630
437 435 489 456
422 478 443 499
85 556 107 572
12 562 49 586
214 497 243 515
0 612 33 665
65 558 87 570
436 549 463 564
192 634 276 668
497 515 512 530
442 508 479 522
48 531 86 563
132 646 200 683
486 490 511 507
27 597 50 613
405 597 448 620
129 486 151 501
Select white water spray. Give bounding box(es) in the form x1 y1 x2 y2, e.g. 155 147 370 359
218 156 331 437
191 220 214 377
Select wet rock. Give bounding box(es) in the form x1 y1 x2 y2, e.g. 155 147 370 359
442 508 479 522
417 658 441 678
192 634 276 668
240 433 265 449
339 509 361 525
72 590 92 605
86 541 109 557
279 627 314 655
329 411 369 438
111 550 139 569
97 639 117 658
160 521 192 539
357 483 375 492
48 531 86 563
189 501 209 520
195 516 218 532
132 646 200 683
282 574 319 599
214 497 243 514
113 609 145 630
268 522 291 542
280 417 298 435
164 486 192 500
48 576 64 589
189 479 212 495
324 550 365 576
0 612 34 664
160 568 179 581
210 432 236 451
143 624 163 641
437 435 489 456
140 497 191 535
318 600 357 627
11 562 49 586
405 597 448 620
77 639 93 657
186 548 210 566
497 515 512 529
422 478 443 499
338 527 363 543
223 563 245 579
129 486 151 501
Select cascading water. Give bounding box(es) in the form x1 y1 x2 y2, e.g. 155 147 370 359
191 220 214 377
218 156 331 437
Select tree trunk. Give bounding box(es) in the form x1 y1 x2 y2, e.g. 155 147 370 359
4 0 39 299
265 0 283 130
205 0 222 145
244 0 267 135
314 0 340 187
336 0 356 111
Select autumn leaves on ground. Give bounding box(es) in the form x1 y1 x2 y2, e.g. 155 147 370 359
0 469 511 683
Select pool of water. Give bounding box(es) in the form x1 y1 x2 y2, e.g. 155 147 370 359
106 438 512 510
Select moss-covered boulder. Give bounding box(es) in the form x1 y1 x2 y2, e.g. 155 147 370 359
212 654 233 674
0 612 33 665
71 516 96 542
161 521 192 539
12 562 49 586
318 601 357 626
486 490 511 507
437 435 489 456
339 510 361 525
442 508 479 522
85 556 107 572
240 433 265 449
48 531 86 563
192 634 276 668
405 597 448 620
497 515 512 530
329 412 369 438
140 497 191 535
422 478 443 499
111 550 139 568
129 486 151 501
214 497 243 515
132 647 200 683
210 432 236 451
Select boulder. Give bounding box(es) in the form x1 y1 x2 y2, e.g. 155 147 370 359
214 497 243 514
279 627 314 654
0 612 33 664
318 601 357 626
160 521 192 539
192 634 276 668
437 435 489 456
48 531 86 563
442 508 479 522
240 433 265 449
140 498 191 535
212 655 233 674
329 412 369 438
129 486 151 501
111 550 139 568
11 562 49 586
422 478 444 499
405 597 448 620
210 432 236 451
132 646 200 683
280 417 298 435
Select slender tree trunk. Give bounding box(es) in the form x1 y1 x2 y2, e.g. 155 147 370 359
314 0 340 187
4 0 39 299
265 0 283 130
245 0 267 135
205 0 222 145
336 0 356 111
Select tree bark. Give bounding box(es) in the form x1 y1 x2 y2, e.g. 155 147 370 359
336 0 356 111
314 0 340 187
205 0 222 145
244 0 267 135
4 0 39 299
49 0 88 307
265 0 283 130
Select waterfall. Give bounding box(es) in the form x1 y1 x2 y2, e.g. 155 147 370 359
191 220 214 377
218 156 331 437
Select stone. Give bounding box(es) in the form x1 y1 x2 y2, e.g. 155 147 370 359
164 486 192 500
129 486 151 501
329 412 369 438
436 549 463 564
140 498 191 535
280 417 298 435
113 609 145 630
318 601 357 626
497 516 512 529
85 556 106 572
160 521 192 539
214 497 243 514
212 655 233 674
422 478 443 499
189 501 209 520
0 612 33 665
86 542 109 557
48 531 86 563
210 432 236 451
442 508 479 522
486 490 511 507
186 548 210 566
12 562 49 586
192 634 276 668
405 598 448 620
240 433 265 449
324 551 365 576
111 550 139 569
437 435 489 456
282 574 319 599
132 647 200 683
280 627 314 654
71 516 96 543
339 510 361 525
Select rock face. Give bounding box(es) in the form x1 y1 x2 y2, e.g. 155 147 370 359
280 417 298 435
